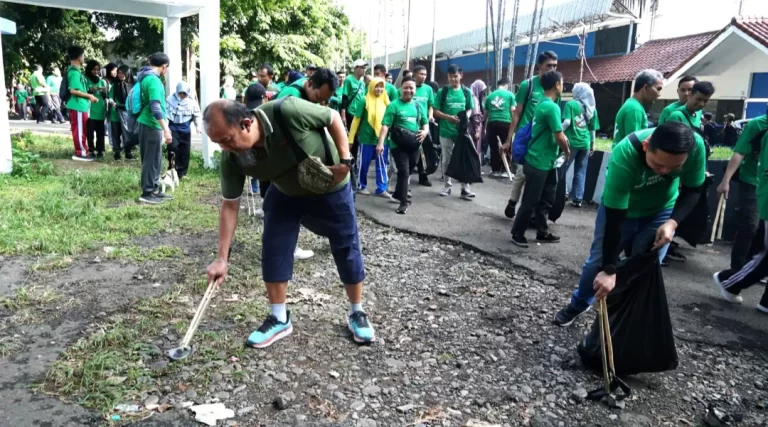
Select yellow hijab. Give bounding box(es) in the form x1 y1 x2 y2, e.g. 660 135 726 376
364 78 390 137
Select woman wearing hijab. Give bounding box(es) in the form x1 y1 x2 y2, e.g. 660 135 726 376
85 60 108 159
562 82 599 208
108 65 136 160
220 75 237 100
470 79 487 162
348 78 395 200
166 81 201 179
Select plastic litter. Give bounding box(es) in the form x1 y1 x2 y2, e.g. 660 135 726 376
190 403 235 426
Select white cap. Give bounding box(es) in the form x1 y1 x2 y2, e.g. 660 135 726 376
353 59 368 68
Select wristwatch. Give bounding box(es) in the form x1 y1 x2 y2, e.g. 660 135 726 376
602 264 617 275
339 158 354 167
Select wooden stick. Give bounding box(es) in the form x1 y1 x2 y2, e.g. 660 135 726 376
710 194 725 244
181 281 216 347
601 299 616 378
598 299 610 394
497 137 514 182
717 198 727 241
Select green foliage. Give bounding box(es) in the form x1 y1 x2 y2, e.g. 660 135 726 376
593 137 734 161
10 147 54 179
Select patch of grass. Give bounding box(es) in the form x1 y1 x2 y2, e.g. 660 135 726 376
106 245 184 262
0 286 61 310
593 137 613 153
0 335 23 358
592 136 733 161
438 352 455 363
224 298 267 323
31 256 75 272
1 135 221 256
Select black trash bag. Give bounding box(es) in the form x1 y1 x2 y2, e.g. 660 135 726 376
445 112 483 184
675 174 714 247
549 164 569 223
422 122 441 176
577 252 678 376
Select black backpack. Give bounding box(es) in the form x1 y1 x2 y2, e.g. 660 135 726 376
439 85 472 113
60 71 71 103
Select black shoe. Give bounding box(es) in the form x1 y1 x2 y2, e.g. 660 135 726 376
396 203 408 214
419 177 432 187
570 200 582 208
665 247 687 262
511 234 529 248
138 193 165 204
87 152 96 159
154 192 174 200
125 153 137 160
504 200 516 219
537 233 561 243
96 152 104 160
554 304 592 327
114 153 121 161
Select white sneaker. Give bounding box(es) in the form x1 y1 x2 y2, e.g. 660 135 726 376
357 188 371 196
500 172 509 178
294 247 314 261
255 208 265 218
440 187 452 197
72 155 94 162
713 272 743 304
490 171 500 178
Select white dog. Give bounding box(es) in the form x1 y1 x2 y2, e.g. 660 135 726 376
158 153 180 194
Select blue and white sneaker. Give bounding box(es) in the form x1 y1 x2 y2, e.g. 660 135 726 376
250 179 259 194
246 312 293 348
347 311 375 344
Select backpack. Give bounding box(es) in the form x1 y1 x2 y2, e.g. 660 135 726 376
126 85 143 117
60 71 71 103
511 121 536 165
439 85 471 114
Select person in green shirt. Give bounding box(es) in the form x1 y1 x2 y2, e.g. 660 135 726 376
30 65 51 124
510 70 570 248
717 107 768 272
202 97 376 347
658 75 697 125
500 51 559 218
256 64 282 100
220 75 237 100
613 69 664 146
334 70 346 106
341 59 368 129
107 65 135 160
14 84 29 120
562 82 598 207
46 67 66 123
136 53 173 205
667 81 715 134
276 68 338 104
484 77 516 177
411 65 436 186
373 64 399 103
65 46 99 161
84 60 108 158
714 108 768 312
434 64 475 199
376 77 430 214
554 122 706 326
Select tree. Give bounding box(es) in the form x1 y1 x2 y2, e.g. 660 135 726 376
0 3 106 82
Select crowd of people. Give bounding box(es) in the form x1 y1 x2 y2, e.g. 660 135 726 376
18 43 765 350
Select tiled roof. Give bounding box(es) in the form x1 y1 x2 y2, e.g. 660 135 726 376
733 17 768 49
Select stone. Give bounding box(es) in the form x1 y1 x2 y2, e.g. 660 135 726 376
273 372 289 382
185 389 198 399
233 385 247 395
211 373 223 382
350 400 366 411
334 392 347 400
363 385 382 397
357 419 377 427
397 404 416 413
143 395 160 410
151 361 169 370
237 406 256 416
274 394 294 410
215 391 230 400
385 359 406 369
329 371 341 379
521 385 533 395
570 388 588 403
603 395 626 410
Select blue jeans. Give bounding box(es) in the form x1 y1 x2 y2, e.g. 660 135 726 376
565 148 589 202
358 144 390 194
570 205 673 311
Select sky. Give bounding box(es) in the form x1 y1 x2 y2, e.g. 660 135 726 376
335 0 768 58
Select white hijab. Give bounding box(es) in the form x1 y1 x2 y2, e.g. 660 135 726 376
572 82 596 121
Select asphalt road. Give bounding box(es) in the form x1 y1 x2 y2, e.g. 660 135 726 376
13 118 768 349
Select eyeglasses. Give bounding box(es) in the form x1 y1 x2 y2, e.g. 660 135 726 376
544 63 558 69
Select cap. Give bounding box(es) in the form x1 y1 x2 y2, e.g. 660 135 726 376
244 83 267 110
353 59 368 68
305 64 317 71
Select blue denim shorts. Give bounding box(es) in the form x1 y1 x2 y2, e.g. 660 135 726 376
261 183 365 285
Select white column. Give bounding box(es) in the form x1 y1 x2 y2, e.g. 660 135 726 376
199 0 221 168
163 17 183 95
0 34 11 174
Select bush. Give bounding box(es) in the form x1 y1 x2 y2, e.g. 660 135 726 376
11 147 54 179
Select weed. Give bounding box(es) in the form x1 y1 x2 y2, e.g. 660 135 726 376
0 286 61 310
438 353 455 363
31 256 75 272
0 335 23 358
106 245 183 262
593 136 734 161
224 298 267 323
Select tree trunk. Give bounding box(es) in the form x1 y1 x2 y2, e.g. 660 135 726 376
495 0 506 88
506 0 520 83
430 0 437 80
522 0 539 80
528 0 546 79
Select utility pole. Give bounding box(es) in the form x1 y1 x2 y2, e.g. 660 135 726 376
578 25 586 82
495 0 506 88
522 0 539 80
383 0 388 67
528 0 546 79
738 0 745 15
506 0 520 83
404 0 412 70
486 0 491 86
430 0 437 81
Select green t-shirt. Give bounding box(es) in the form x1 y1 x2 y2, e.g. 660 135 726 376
219 97 348 198
602 128 706 218
86 78 107 121
341 76 365 116
756 130 768 220
385 82 398 103
657 101 682 125
434 86 474 138
515 76 560 128
277 78 306 100
353 107 379 145
484 88 516 124
65 66 91 113
562 100 597 151
334 85 343 100
14 90 29 103
30 73 49 96
382 99 428 149
613 97 648 146
668 106 702 130
525 98 563 171
413 84 435 114
733 114 768 187
46 75 62 94
137 74 167 130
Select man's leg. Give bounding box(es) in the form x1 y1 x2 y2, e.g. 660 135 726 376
111 121 123 159
533 168 558 240
730 181 759 270
716 221 768 308
69 110 88 158
86 119 97 155
358 144 375 193
571 149 589 204
138 124 163 201
511 164 548 246
177 132 192 179
95 119 106 156
301 184 374 343
440 136 455 193
168 130 181 168
505 164 527 218
391 147 409 204
35 96 44 123
248 184 303 348
487 122 502 174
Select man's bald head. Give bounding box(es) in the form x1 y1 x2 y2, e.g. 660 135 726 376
203 99 261 152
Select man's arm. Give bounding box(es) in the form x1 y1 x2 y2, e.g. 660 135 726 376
433 109 455 121
328 110 350 159
428 106 434 121
502 107 523 149
555 131 570 159
718 152 745 198
377 125 390 149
